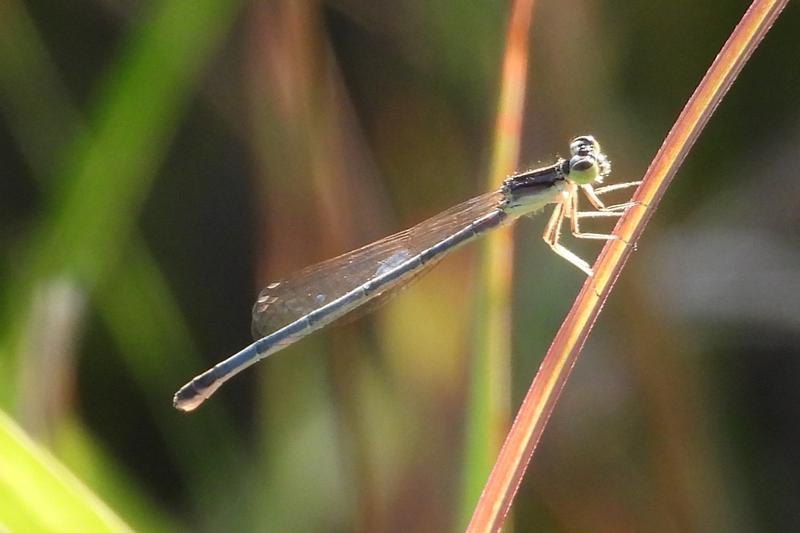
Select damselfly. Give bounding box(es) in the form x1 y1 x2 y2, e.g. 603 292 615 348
174 136 639 411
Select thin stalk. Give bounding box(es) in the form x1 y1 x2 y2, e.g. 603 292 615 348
461 0 537 526
467 0 789 531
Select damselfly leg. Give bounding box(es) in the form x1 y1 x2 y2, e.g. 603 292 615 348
581 181 642 212
542 180 641 276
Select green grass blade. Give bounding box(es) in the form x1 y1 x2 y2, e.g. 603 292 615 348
0 0 244 407
0 0 245 504
0 410 132 533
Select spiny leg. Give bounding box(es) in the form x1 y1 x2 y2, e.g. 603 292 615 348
581 183 639 212
564 189 625 219
593 180 642 196
569 190 621 241
575 211 624 218
542 198 593 276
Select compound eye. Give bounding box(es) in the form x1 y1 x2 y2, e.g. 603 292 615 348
569 154 600 185
570 135 600 157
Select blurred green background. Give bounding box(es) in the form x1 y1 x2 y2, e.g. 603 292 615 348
1 0 798 531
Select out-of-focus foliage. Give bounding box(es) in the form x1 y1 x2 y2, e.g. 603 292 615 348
0 0 798 531
0 411 135 532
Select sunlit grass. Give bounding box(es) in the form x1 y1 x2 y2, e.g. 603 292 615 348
0 411 132 532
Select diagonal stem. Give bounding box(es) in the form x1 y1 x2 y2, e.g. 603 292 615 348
467 0 789 530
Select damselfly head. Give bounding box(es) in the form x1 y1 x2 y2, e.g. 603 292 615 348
567 135 611 185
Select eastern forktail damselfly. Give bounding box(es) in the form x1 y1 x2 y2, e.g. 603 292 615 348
174 135 639 411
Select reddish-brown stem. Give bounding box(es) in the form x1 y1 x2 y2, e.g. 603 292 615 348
467 0 789 531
